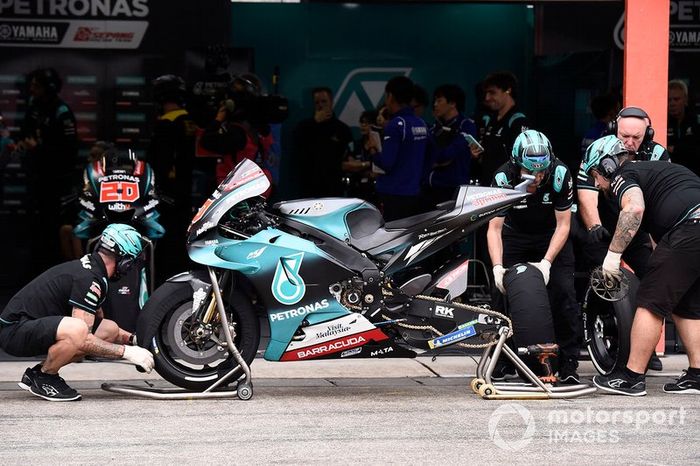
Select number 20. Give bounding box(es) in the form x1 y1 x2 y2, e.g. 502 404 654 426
99 181 139 203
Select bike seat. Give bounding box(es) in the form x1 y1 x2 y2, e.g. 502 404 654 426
348 209 445 253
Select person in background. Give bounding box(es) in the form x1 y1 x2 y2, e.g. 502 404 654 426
294 86 353 197
580 93 620 157
376 105 390 133
471 71 529 186
368 76 428 221
667 79 700 176
342 110 377 202
148 74 198 280
20 68 78 272
423 83 478 208
411 84 429 119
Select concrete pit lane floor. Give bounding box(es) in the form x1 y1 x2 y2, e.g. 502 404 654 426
0 355 697 464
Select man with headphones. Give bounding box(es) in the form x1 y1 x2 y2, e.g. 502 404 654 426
20 68 78 272
581 136 700 396
577 107 670 274
577 107 670 370
0 224 155 401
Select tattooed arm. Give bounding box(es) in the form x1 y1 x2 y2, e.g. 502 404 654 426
72 307 125 359
609 187 645 254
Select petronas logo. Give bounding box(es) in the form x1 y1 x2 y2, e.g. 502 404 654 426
271 253 306 305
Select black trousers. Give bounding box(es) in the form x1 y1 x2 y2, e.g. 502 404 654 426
501 228 581 363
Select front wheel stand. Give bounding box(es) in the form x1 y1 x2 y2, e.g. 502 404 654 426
471 327 597 399
102 267 254 401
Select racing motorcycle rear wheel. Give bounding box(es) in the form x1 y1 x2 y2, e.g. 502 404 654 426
584 292 633 376
140 281 259 391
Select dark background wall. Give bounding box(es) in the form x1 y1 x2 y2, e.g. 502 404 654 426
1 0 698 295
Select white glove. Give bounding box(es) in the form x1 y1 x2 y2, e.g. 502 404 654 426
493 265 506 294
530 259 552 285
123 345 154 373
602 251 623 281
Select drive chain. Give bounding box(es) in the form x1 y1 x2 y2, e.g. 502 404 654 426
384 294 512 349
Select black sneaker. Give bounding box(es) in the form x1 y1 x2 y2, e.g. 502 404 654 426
648 354 663 371
558 360 580 385
17 363 42 391
490 362 517 382
593 371 646 396
29 371 82 402
663 370 700 394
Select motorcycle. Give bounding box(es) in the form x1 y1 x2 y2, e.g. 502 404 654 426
75 148 165 331
136 159 534 393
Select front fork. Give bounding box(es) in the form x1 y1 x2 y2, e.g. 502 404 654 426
191 269 230 325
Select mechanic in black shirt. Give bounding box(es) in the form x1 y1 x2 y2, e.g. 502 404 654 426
582 142 700 396
0 224 154 401
578 114 670 372
487 130 580 383
577 107 670 277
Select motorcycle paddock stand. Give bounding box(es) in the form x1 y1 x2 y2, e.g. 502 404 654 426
470 327 597 400
102 267 254 401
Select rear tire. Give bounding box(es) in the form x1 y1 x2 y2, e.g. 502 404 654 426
585 294 633 375
139 281 259 391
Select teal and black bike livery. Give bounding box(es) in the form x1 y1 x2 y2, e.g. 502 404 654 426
136 159 532 391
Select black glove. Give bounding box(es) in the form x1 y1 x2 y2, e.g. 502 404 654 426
587 224 610 243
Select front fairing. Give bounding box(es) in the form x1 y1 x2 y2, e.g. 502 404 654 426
189 226 356 361
187 159 270 244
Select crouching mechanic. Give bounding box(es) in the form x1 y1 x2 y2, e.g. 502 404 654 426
583 141 700 396
487 130 581 383
0 224 155 401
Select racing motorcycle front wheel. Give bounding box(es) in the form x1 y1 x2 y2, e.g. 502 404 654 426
137 280 260 391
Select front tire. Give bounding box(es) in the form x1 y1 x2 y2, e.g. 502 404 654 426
139 280 259 391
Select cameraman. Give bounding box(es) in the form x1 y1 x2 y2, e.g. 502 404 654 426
200 74 274 194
